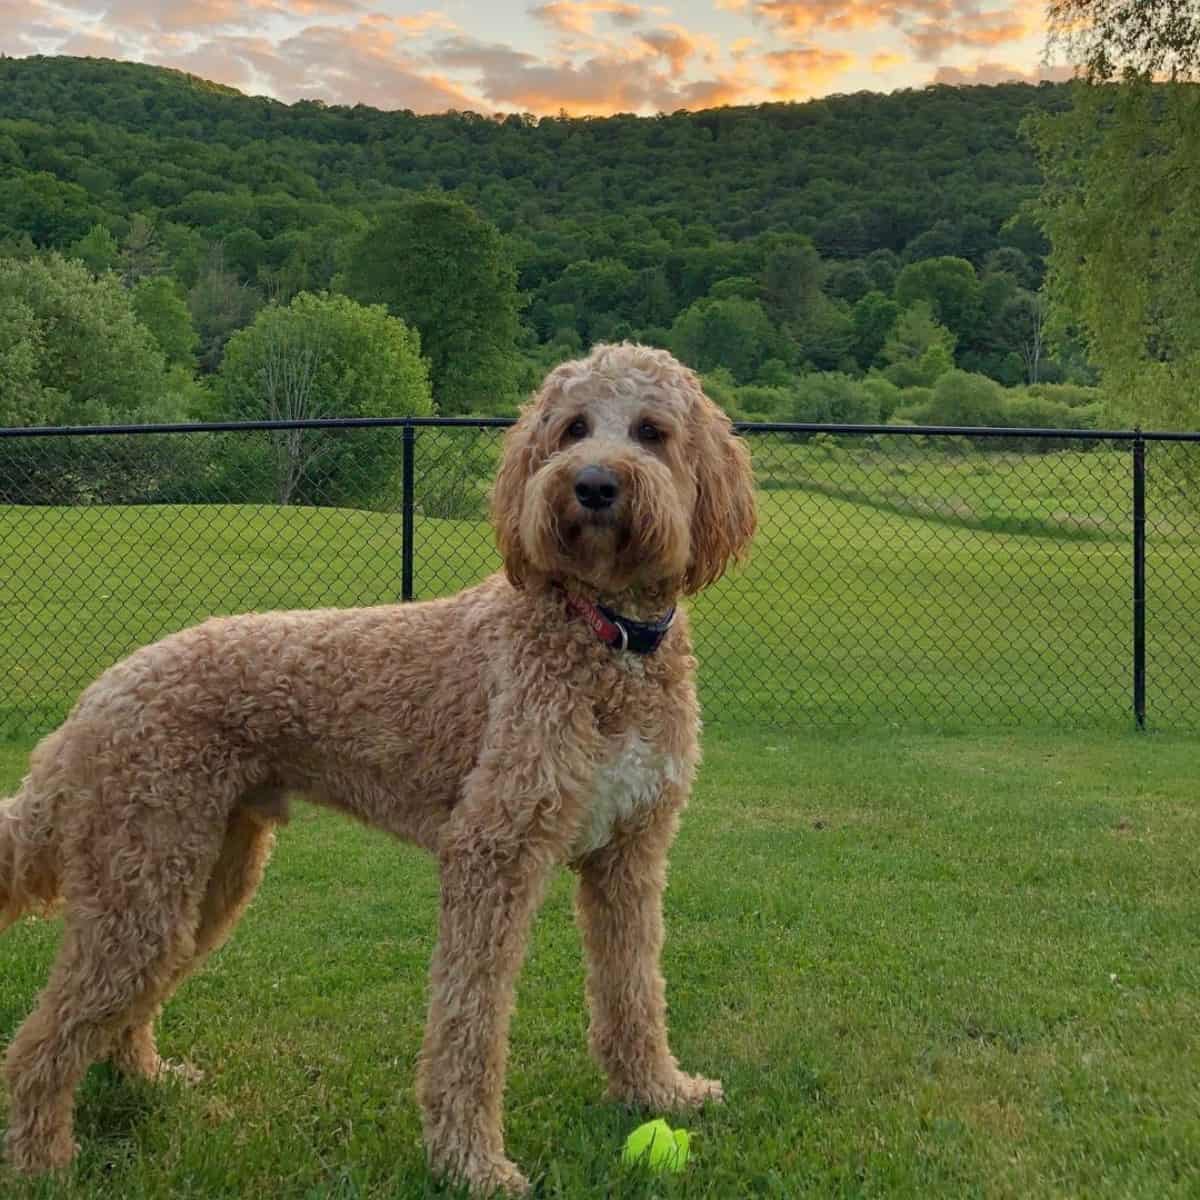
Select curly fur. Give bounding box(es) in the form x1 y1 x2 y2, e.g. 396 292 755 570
0 342 755 1196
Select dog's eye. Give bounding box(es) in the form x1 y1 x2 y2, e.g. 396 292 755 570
565 417 589 440
637 422 663 444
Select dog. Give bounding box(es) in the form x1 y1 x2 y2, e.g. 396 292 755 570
0 341 756 1195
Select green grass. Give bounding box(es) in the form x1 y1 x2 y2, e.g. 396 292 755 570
3 456 1198 735
2 728 1197 1198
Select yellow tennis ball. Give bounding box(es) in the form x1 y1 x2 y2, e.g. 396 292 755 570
622 1118 690 1173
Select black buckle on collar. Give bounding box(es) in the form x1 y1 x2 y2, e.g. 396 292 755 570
595 602 676 656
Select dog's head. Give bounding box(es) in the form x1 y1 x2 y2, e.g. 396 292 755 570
491 343 756 597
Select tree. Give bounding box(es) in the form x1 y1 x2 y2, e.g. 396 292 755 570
217 292 432 505
0 172 97 247
1000 291 1048 385
0 253 183 502
668 297 777 383
188 243 262 373
70 224 119 274
882 301 957 387
1048 0 1199 82
0 295 54 427
341 195 522 415
851 291 900 369
759 237 824 327
1031 11 1200 431
120 214 165 286
893 256 982 344
0 253 167 425
132 276 199 368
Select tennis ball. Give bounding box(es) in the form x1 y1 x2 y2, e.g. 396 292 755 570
622 1118 690 1173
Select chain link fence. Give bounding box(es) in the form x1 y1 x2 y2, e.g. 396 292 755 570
1 417 1197 738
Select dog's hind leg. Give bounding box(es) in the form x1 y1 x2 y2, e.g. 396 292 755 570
109 807 277 1083
4 900 204 1173
3 796 226 1174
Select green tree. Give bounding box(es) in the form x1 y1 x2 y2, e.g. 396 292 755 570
1031 79 1199 429
341 195 522 415
1034 0 1199 431
0 172 98 246
1048 0 1199 82
120 214 165 286
0 295 54 427
0 253 167 424
668 297 776 383
760 237 824 327
132 276 199 367
188 243 262 373
0 253 188 502
70 224 120 274
217 291 432 505
894 256 982 343
882 301 957 388
851 291 900 369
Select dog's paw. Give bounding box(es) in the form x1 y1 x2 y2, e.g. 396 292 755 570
429 1145 530 1197
616 1070 724 1112
4 1130 79 1175
467 1156 531 1197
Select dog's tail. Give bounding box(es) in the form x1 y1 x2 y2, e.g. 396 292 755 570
0 774 62 934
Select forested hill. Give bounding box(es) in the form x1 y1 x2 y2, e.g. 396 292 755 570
0 56 1083 417
1 55 1065 251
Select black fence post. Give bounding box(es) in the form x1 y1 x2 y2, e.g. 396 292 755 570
1132 430 1146 729
401 423 415 603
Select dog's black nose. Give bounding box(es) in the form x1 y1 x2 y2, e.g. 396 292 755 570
574 465 619 511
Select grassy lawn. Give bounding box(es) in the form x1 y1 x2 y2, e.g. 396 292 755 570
1 727 1197 1198
3 466 1198 736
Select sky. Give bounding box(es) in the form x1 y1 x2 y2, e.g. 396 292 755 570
4 0 1073 116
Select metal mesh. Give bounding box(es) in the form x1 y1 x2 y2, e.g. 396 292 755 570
1 420 1196 738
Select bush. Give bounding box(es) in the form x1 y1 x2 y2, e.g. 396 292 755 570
791 373 880 425
926 370 1007 427
1026 382 1101 409
727 384 791 421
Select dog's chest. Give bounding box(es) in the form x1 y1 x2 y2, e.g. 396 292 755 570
570 734 681 858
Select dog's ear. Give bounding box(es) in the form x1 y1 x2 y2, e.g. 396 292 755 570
683 388 756 595
490 405 540 588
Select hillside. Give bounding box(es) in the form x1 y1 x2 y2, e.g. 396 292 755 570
0 55 1064 250
0 55 1082 413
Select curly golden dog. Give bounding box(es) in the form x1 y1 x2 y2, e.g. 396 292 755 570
0 342 755 1195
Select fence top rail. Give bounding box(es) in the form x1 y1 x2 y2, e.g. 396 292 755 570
1 417 1199 443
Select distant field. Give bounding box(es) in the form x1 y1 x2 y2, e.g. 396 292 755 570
1 445 1198 734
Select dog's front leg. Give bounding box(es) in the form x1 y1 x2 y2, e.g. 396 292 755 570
574 793 724 1112
417 765 578 1197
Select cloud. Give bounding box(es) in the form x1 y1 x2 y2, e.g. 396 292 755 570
907 10 1028 61
750 0 903 36
932 59 1074 84
71 0 364 35
741 0 1037 58
763 45 856 94
432 31 746 114
529 1 644 35
638 24 719 75
362 10 458 35
5 0 1060 117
